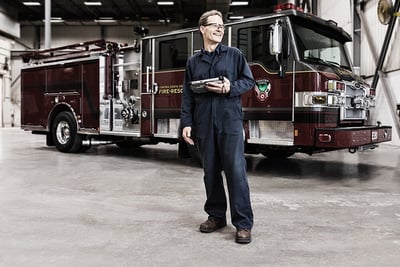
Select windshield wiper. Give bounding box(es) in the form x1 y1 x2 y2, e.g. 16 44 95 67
324 60 341 68
303 56 331 66
304 57 349 70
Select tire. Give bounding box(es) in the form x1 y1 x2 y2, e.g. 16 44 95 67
51 111 83 153
261 148 295 159
115 139 142 149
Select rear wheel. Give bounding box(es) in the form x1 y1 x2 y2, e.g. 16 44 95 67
261 148 295 159
116 139 142 149
52 111 82 153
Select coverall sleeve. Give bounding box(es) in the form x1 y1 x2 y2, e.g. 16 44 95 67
228 51 255 97
180 61 195 128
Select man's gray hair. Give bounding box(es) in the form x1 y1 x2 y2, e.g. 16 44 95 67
198 10 223 27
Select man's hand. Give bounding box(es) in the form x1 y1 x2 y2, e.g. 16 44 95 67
182 126 194 145
206 77 230 94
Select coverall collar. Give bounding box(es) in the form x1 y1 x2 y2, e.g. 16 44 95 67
202 43 227 55
200 43 226 63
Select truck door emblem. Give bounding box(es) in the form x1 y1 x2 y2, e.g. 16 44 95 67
255 79 271 102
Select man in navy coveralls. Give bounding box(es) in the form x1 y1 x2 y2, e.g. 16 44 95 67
180 10 255 244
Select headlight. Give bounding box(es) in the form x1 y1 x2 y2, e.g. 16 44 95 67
296 92 339 107
312 95 327 105
303 93 327 106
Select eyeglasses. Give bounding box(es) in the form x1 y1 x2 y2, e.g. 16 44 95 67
203 23 225 30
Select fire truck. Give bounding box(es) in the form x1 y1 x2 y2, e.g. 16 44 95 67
20 4 392 159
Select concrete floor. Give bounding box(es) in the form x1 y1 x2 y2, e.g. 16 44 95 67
0 128 400 266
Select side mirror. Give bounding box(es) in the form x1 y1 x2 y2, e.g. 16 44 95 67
269 20 285 78
269 21 282 55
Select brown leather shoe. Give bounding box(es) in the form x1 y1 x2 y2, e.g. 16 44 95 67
236 229 251 244
199 218 226 233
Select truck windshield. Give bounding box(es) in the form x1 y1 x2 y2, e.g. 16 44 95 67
291 19 352 70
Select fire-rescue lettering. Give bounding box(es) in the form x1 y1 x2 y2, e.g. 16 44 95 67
159 85 183 94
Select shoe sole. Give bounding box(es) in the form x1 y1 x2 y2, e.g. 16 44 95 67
199 224 226 233
236 237 251 244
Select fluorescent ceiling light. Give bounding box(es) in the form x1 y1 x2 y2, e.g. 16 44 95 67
229 15 244 20
42 17 64 23
158 18 171 23
23 1 41 6
95 18 117 23
84 1 102 6
157 1 174 5
230 1 249 6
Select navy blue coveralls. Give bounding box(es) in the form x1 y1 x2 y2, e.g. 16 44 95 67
180 44 255 230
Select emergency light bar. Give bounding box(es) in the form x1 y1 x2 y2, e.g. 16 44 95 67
274 3 301 12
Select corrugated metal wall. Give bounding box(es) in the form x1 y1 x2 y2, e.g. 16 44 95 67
318 0 353 62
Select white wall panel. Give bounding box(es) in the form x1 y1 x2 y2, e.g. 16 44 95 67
0 39 15 127
383 20 400 72
318 0 353 59
358 1 399 75
360 1 387 76
360 1 400 146
0 12 20 38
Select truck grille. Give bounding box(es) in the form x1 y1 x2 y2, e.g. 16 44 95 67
327 80 375 121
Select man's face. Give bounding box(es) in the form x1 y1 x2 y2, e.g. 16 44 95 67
200 15 224 44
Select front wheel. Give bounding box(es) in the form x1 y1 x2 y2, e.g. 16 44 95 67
52 111 82 153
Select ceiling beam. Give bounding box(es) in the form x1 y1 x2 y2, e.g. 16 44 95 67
206 0 231 19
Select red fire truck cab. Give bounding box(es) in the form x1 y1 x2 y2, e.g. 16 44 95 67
20 6 392 159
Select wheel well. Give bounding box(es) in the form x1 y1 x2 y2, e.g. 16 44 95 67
48 105 77 131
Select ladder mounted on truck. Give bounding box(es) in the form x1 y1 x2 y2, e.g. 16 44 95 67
22 39 120 65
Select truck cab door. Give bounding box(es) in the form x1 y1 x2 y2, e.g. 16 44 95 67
153 34 192 139
233 18 296 146
142 32 193 139
140 38 155 137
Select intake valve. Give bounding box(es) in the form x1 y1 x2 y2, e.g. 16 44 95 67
121 108 139 123
351 96 364 109
121 108 134 120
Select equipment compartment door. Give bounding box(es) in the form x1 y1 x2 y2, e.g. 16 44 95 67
112 49 141 134
99 56 112 131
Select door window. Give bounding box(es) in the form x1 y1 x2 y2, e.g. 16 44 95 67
237 24 283 71
159 38 188 70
